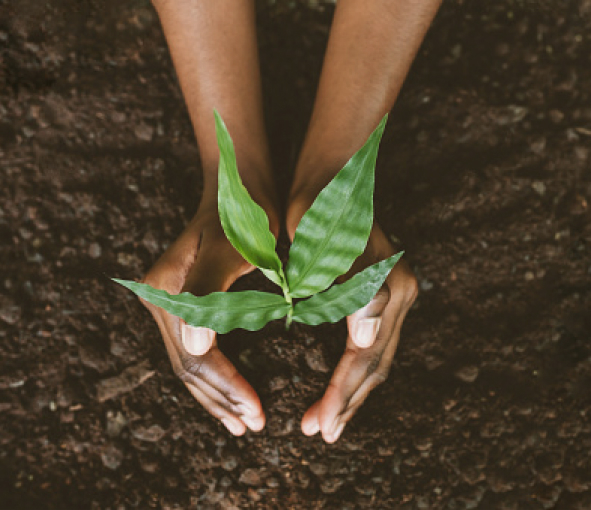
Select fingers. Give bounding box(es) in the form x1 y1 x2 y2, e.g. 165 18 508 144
301 400 321 436
176 346 266 432
305 281 413 443
185 382 246 436
179 346 266 434
162 313 265 433
318 344 388 443
144 285 265 434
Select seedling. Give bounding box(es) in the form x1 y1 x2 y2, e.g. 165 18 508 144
113 111 402 333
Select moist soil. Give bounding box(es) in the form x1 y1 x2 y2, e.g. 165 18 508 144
1 0 591 508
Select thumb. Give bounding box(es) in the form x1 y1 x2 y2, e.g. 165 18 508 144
181 323 216 356
177 227 248 357
349 284 390 349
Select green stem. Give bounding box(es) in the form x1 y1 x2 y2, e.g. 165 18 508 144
282 281 293 329
281 281 292 305
285 307 293 330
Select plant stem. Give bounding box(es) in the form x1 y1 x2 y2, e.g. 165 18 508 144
285 307 293 330
282 283 293 329
282 282 292 305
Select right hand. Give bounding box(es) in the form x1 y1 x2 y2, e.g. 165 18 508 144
140 206 266 435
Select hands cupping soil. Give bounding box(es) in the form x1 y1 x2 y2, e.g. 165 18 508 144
140 207 417 443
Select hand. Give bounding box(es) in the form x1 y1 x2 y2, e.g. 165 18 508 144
140 206 266 435
300 225 418 443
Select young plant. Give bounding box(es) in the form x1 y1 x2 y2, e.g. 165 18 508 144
113 111 403 333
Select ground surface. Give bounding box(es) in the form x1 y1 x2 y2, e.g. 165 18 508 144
1 0 591 508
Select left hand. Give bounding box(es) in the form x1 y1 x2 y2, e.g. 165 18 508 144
300 226 418 443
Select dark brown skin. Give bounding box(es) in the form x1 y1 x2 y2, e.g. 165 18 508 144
145 0 441 441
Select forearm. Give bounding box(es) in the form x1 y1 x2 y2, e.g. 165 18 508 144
293 0 442 191
153 0 272 199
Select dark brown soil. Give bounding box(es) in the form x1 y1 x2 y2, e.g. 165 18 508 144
1 0 591 508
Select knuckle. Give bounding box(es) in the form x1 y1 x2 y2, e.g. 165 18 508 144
173 365 190 383
373 368 390 386
344 347 358 358
174 357 205 382
375 284 391 304
362 350 391 387
390 272 419 307
364 353 382 378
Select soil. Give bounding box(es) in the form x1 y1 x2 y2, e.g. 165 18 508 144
1 0 591 508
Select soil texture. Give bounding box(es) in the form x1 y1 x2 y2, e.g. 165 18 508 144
1 0 590 508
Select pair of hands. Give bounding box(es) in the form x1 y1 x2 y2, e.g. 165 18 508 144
140 205 418 443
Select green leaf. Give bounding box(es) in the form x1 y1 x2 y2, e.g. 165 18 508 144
286 115 388 298
291 251 403 326
113 279 290 334
214 110 284 288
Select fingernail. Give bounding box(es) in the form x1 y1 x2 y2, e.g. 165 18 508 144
182 324 215 355
241 415 263 432
330 422 345 442
221 417 244 436
303 419 320 436
308 420 320 436
354 317 382 348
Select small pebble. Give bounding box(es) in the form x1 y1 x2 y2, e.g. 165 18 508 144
305 346 329 373
295 470 310 489
96 360 155 402
532 181 546 196
101 445 123 470
414 438 433 452
131 424 166 442
309 463 328 476
221 456 238 471
267 415 294 437
239 468 262 486
320 477 345 494
420 279 434 291
549 109 564 123
134 123 154 142
88 242 102 258
22 126 36 138
574 146 589 161
218 476 232 488
106 411 128 438
531 137 546 154
142 231 159 254
117 252 141 267
0 299 21 325
454 365 479 383
111 111 126 123
139 458 159 474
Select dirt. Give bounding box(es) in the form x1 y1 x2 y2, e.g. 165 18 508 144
1 0 591 508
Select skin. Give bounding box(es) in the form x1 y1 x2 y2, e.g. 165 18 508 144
146 0 441 440
287 0 442 443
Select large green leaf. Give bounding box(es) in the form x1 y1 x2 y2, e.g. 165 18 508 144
113 279 290 334
286 115 388 298
291 251 403 326
214 110 284 288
